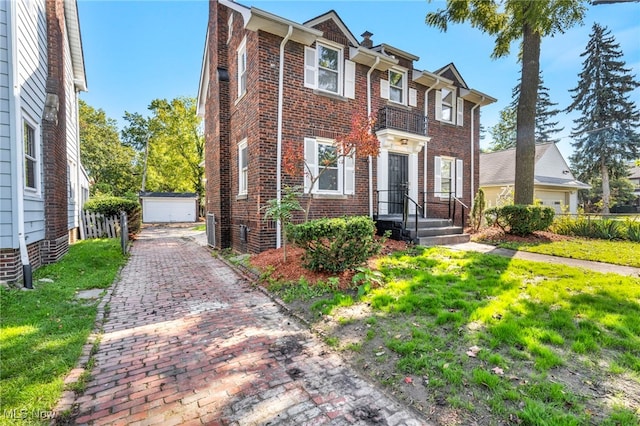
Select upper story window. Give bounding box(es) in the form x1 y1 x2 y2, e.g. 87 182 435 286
304 42 355 99
23 119 38 192
436 87 464 126
388 69 405 104
237 37 247 98
238 139 248 195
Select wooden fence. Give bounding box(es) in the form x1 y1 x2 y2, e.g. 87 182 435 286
81 211 120 239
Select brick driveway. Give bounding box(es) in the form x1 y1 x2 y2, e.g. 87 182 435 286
69 225 427 425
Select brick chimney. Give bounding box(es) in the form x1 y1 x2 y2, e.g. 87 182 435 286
360 31 373 48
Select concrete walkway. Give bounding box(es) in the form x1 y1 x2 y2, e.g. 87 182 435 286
448 241 640 277
66 224 426 426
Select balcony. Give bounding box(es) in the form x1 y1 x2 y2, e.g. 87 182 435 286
375 106 428 137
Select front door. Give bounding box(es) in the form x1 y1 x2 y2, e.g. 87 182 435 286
388 153 408 214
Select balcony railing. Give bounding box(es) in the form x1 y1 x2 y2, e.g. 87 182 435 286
375 106 428 136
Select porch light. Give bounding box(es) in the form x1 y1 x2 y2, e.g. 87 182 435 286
43 93 59 124
400 138 409 145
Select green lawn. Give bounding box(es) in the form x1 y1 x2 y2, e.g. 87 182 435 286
485 237 640 268
0 239 126 425
283 246 640 425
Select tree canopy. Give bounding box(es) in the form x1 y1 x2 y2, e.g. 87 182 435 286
79 100 139 197
122 97 205 199
566 23 640 213
427 0 587 204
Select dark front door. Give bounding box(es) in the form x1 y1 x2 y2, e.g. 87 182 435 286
388 153 408 214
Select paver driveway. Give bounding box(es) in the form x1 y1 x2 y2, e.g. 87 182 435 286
70 225 427 425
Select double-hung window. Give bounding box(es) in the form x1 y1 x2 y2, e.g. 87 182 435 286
23 120 38 191
237 37 247 98
238 139 248 196
434 156 463 198
389 69 404 104
436 87 464 125
304 138 354 195
304 42 355 99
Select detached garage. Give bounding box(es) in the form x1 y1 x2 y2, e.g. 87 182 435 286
140 192 198 223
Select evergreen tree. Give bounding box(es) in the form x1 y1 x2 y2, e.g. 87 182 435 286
488 72 563 151
566 23 640 213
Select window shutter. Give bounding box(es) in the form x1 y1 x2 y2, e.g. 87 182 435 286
435 90 442 121
344 153 355 195
304 47 316 89
304 138 317 192
457 98 464 126
344 59 356 99
434 156 441 197
409 88 417 107
456 159 463 197
380 79 389 99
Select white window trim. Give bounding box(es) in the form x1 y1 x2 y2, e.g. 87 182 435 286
22 115 40 196
434 156 463 198
237 37 247 99
304 40 355 99
238 139 248 196
388 68 407 105
304 137 354 195
436 86 457 124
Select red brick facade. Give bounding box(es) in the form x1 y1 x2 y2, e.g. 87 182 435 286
203 1 494 254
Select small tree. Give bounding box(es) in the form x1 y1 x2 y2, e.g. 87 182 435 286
283 113 379 221
470 188 486 232
262 186 302 261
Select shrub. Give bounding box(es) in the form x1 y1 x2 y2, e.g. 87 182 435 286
287 216 383 273
551 214 632 241
485 205 555 236
84 196 142 234
469 188 486 232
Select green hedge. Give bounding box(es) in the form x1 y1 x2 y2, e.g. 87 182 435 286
485 205 555 236
287 216 383 273
84 196 141 234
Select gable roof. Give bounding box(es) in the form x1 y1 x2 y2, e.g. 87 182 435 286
480 143 590 189
303 10 359 47
434 63 468 89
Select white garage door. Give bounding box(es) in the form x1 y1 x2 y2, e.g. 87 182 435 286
536 191 565 214
142 198 196 223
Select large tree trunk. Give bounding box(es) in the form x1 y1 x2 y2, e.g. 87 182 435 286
514 22 540 205
600 159 611 214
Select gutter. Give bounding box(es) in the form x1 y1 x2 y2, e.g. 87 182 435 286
366 57 380 218
8 2 33 289
275 25 293 248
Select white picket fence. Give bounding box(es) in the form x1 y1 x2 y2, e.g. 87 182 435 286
81 211 120 239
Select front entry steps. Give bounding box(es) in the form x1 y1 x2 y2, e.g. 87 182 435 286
374 216 470 246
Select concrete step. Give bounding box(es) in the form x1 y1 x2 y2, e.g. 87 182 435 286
414 226 464 238
418 233 471 246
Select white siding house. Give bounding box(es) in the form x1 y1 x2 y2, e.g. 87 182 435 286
0 0 87 286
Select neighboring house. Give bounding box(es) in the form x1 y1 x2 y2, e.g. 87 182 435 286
197 0 495 253
0 0 88 286
479 143 590 214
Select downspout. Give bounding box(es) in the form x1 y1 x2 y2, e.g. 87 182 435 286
470 99 482 206
366 56 380 218
275 25 293 248
8 2 33 289
423 81 438 218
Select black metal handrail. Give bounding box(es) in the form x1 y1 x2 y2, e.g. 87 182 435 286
403 192 423 238
421 191 468 229
375 106 428 136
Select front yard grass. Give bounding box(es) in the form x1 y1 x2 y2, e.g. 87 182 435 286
483 237 640 268
269 246 640 425
0 239 126 425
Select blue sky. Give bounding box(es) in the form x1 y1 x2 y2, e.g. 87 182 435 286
77 0 640 160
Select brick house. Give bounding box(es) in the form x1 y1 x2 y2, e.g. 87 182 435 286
0 0 88 286
197 0 495 253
